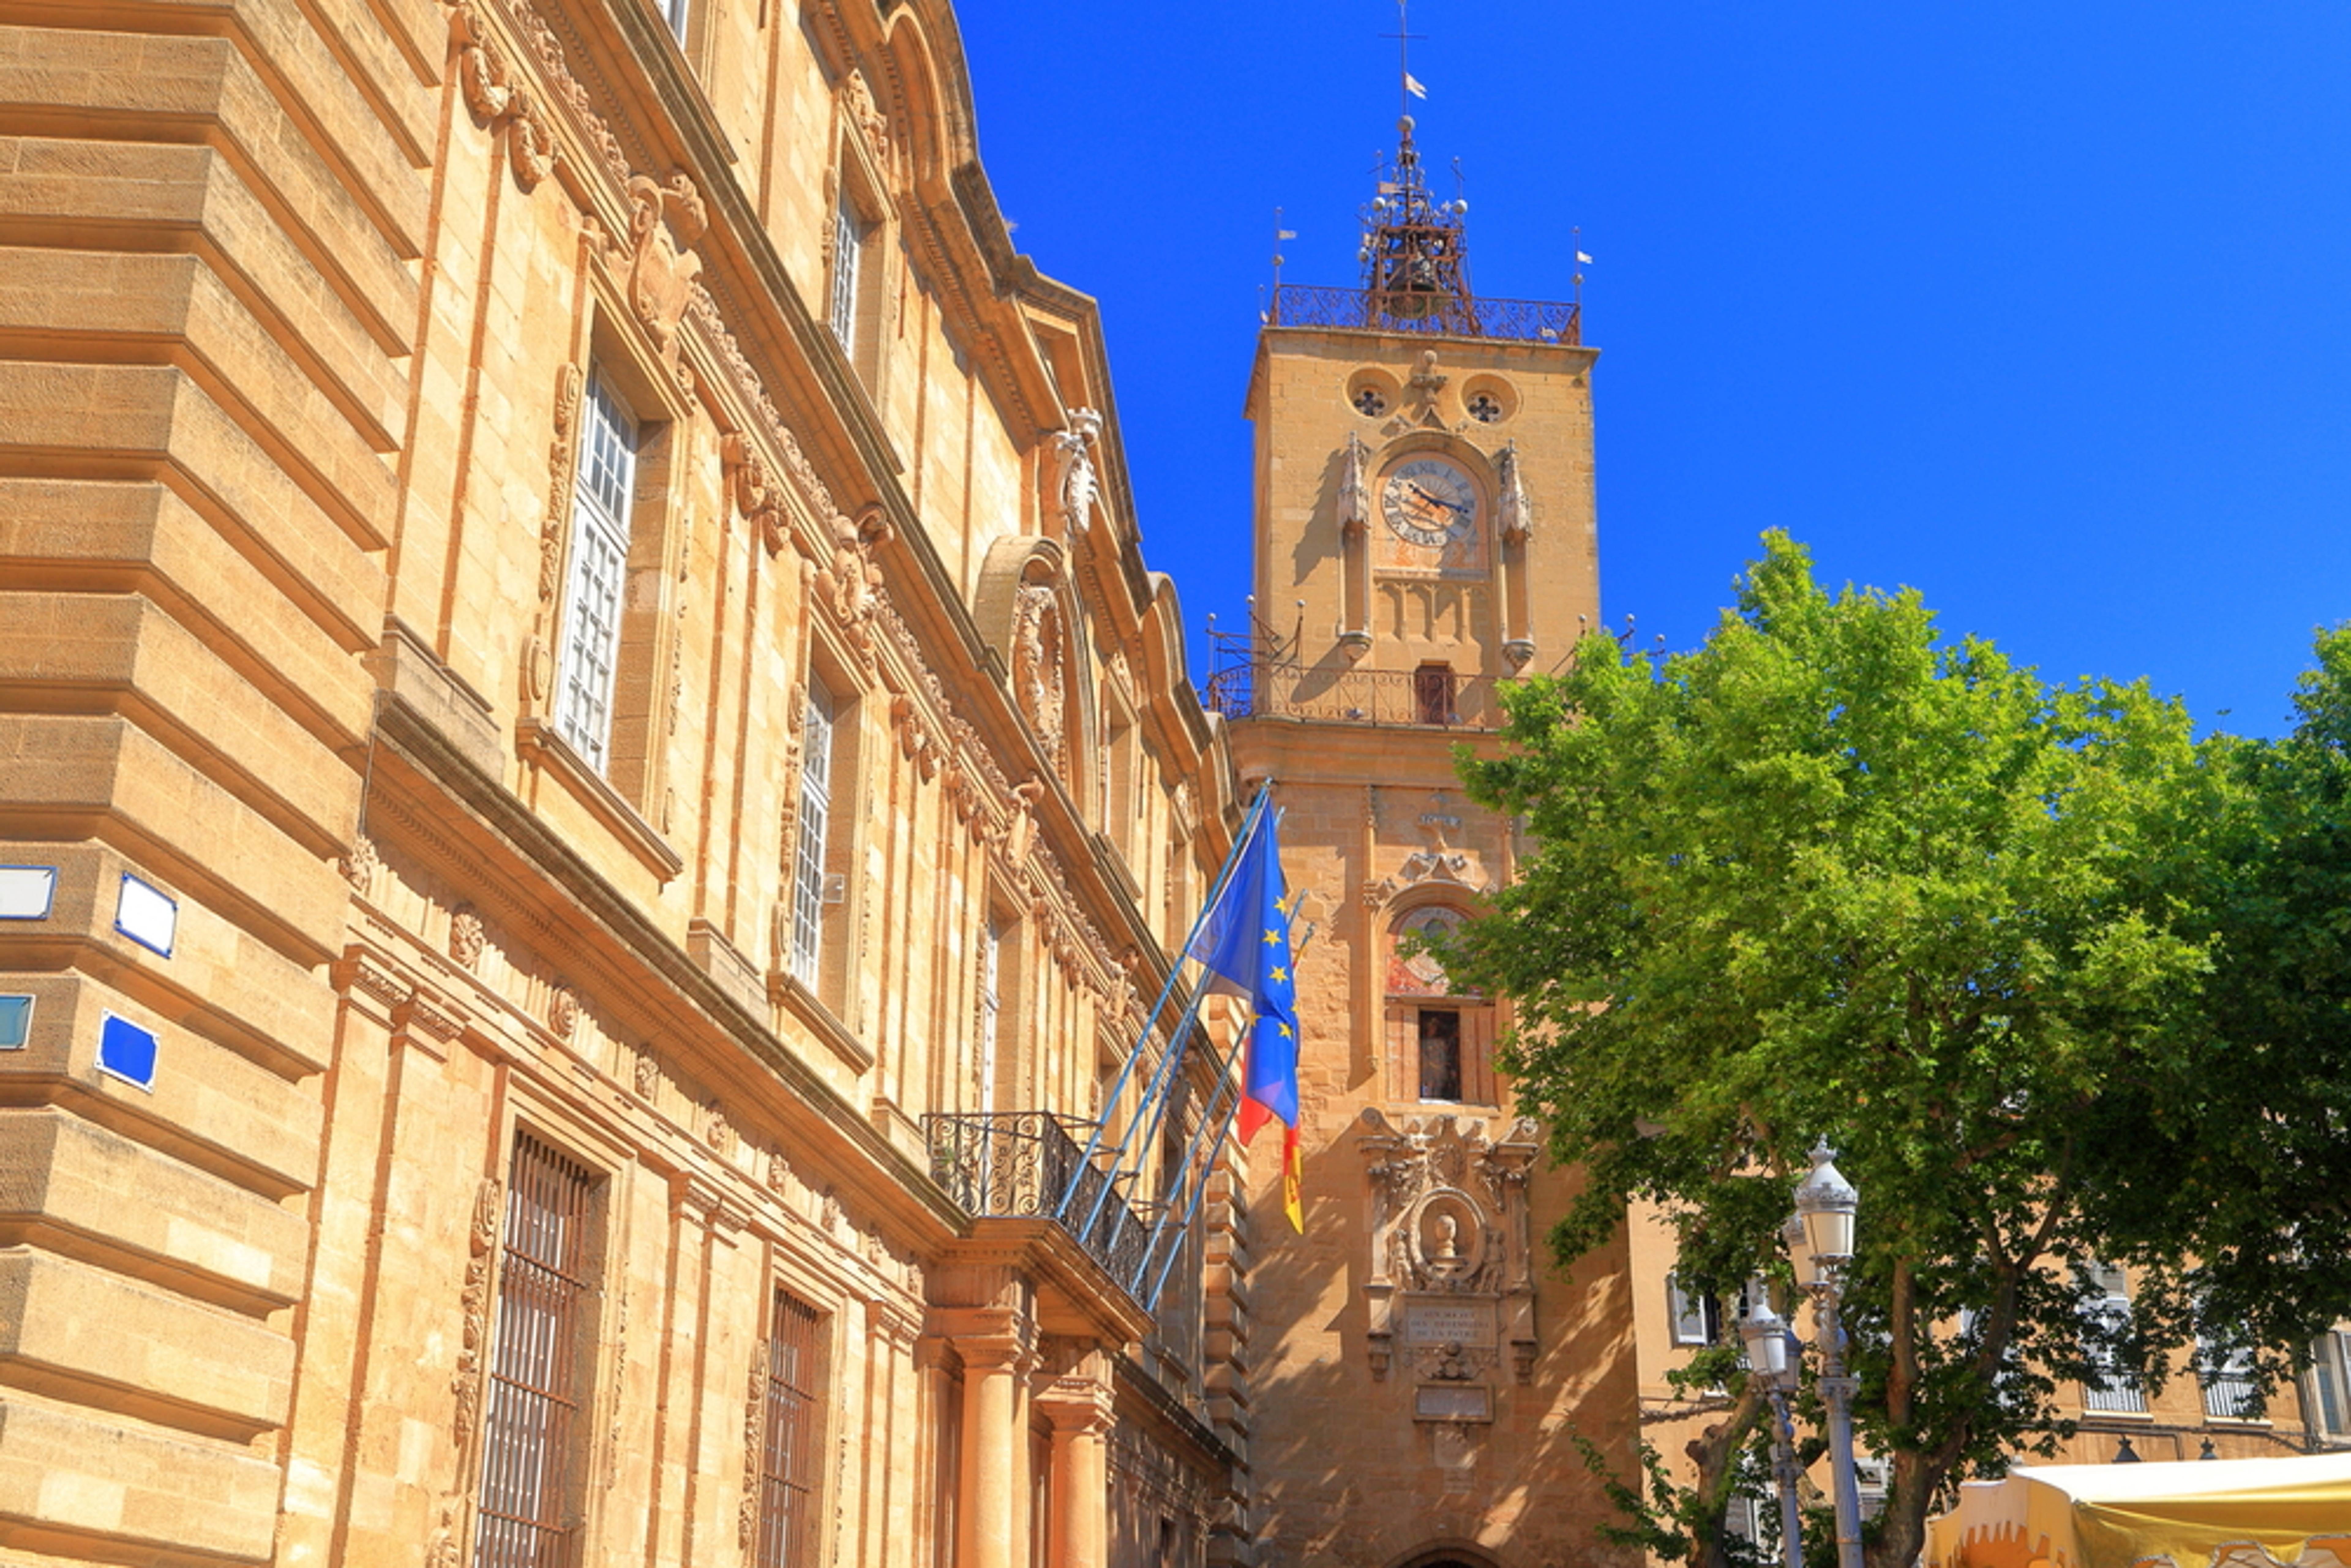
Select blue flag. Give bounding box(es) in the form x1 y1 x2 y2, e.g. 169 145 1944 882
1186 803 1303 1226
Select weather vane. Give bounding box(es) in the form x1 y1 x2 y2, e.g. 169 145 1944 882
1384 0 1427 124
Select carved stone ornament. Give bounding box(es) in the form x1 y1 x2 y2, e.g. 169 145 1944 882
624 173 709 379
339 833 380 893
1049 407 1104 536
1365 797 1491 910
1338 430 1370 540
448 906 486 970
842 68 892 167
539 363 584 613
547 982 580 1041
449 4 557 191
1496 439 1532 546
453 1175 503 1449
633 1045 660 1100
1011 575 1068 774
1356 1110 1541 1386
1408 348 1449 426
739 1340 768 1549
813 508 893 660
724 431 787 554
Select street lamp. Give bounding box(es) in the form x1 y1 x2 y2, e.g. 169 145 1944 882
1792 1141 1865 1568
1738 1297 1805 1568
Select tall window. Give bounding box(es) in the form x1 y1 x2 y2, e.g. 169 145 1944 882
475 1131 602 1568
828 195 865 350
658 0 688 41
2310 1328 2351 1439
975 917 1001 1114
555 374 637 773
1417 1007 1461 1101
2079 1262 2146 1414
755 1292 826 1568
789 680 836 987
1413 662 1456 726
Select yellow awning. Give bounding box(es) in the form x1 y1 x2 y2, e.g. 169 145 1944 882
1925 1452 2351 1568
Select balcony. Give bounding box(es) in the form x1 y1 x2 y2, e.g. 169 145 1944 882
1204 661 1502 729
1269 282 1580 346
925 1110 1153 1298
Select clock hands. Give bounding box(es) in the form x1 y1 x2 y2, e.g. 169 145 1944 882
1407 481 1472 518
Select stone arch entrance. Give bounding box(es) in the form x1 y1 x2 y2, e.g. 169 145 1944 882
1388 1544 1503 1568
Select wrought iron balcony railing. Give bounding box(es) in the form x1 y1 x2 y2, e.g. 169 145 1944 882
925 1110 1153 1295
1269 282 1580 346
1204 661 1502 729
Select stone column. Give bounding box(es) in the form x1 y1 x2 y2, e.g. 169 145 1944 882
1034 1357 1116 1568
954 1336 1027 1568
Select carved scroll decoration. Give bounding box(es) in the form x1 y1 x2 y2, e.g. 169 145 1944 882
449 3 557 191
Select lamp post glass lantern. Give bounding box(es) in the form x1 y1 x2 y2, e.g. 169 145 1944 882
1741 1297 1805 1568
1790 1142 1865 1568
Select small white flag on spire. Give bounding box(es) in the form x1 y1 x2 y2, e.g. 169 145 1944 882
1576 250 1594 264
1404 72 1428 99
1277 230 1298 241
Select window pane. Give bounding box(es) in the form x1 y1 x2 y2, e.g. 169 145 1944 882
555 375 637 773
1417 1008 1461 1100
790 681 836 986
830 200 861 348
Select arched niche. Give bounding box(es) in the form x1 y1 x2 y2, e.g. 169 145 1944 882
976 534 1097 808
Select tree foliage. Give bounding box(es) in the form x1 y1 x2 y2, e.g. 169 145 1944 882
1447 534 2351 1568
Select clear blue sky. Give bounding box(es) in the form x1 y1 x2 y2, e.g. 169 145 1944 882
959 3 2351 736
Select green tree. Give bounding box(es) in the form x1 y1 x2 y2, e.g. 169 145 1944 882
1446 534 2351 1568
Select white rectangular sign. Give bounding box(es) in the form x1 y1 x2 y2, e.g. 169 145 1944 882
0 866 55 920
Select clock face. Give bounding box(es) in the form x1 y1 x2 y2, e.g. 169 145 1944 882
1380 457 1479 550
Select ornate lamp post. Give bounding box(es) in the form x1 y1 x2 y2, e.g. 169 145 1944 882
1792 1142 1865 1568
1738 1296 1805 1568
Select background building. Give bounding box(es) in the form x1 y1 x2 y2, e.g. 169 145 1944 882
0 0 1253 1563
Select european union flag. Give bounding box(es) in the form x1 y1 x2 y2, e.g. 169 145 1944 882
1187 803 1303 1228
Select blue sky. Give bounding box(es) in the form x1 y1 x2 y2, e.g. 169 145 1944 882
958 3 2351 736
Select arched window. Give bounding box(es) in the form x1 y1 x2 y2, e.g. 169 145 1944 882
1384 906 1496 1105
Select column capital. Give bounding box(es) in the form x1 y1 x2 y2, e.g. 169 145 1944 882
1033 1372 1116 1437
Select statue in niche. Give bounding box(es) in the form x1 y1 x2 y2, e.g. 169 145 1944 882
1050 408 1103 535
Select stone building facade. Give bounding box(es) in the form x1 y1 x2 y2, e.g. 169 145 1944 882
1210 123 1641 1568
0 1 1254 1565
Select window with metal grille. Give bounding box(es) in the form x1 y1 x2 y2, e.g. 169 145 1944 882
829 196 864 350
1418 1007 1461 1101
474 1131 602 1568
756 1292 826 1568
2078 1262 2146 1414
1413 663 1456 725
2197 1336 2261 1420
555 374 638 773
789 680 836 987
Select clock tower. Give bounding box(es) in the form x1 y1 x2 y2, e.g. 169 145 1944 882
1217 112 1638 1568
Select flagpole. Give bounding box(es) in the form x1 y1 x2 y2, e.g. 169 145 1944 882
1143 1079 1247 1308
1056 784 1272 1217
1136 808 1314 1302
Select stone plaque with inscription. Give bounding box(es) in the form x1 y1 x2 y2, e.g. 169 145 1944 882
1402 1294 1497 1346
1414 1384 1492 1423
